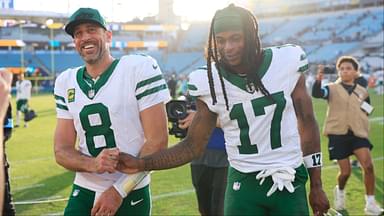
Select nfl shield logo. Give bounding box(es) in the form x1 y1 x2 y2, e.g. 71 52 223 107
233 182 241 191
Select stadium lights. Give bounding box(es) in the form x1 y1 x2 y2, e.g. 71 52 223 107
180 22 190 31
45 19 64 79
19 20 26 73
45 19 54 26
46 19 55 78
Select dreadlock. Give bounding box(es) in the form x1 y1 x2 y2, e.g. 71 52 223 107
206 4 272 110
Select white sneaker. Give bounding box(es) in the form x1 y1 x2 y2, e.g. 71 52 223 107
365 201 384 216
334 185 345 211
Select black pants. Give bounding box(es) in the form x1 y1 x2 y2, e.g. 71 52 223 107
191 165 228 216
3 153 15 216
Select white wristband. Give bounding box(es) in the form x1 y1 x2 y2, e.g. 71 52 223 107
303 152 322 168
113 172 149 198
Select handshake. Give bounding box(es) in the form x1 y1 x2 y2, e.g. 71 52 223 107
94 147 144 175
94 148 151 199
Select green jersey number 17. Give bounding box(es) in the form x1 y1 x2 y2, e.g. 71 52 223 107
229 91 286 154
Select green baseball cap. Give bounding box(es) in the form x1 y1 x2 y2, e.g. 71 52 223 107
65 8 107 37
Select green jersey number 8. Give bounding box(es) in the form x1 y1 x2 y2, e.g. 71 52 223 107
79 103 116 157
229 91 286 154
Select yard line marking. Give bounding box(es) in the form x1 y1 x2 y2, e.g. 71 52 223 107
12 175 31 180
42 212 63 216
152 189 195 201
369 116 384 125
323 156 384 170
13 183 45 192
11 157 54 164
12 157 384 205
14 197 68 205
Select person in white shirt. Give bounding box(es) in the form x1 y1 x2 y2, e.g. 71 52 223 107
15 73 32 127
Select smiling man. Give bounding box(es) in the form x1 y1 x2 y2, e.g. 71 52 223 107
54 8 170 216
117 4 330 216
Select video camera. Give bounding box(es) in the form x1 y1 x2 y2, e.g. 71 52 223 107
323 65 336 74
166 98 195 139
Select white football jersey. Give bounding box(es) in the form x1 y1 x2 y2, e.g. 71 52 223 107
188 45 308 173
16 79 32 100
54 54 170 192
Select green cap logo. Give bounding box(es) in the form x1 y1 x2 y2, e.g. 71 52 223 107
65 8 107 37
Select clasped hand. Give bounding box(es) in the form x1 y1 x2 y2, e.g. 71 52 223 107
94 148 142 174
91 149 142 216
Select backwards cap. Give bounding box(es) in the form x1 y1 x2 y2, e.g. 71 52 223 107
65 8 107 37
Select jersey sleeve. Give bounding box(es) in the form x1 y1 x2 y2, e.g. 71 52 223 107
134 56 170 111
295 45 309 74
280 44 309 92
187 67 211 98
54 71 73 119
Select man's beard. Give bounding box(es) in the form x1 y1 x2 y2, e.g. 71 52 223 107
79 44 106 65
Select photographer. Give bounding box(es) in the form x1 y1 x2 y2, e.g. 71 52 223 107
166 94 228 216
312 56 383 215
178 110 227 216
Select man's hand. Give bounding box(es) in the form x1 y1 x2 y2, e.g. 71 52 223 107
116 152 144 174
91 187 123 216
0 69 12 118
309 186 330 216
178 111 195 129
93 148 120 174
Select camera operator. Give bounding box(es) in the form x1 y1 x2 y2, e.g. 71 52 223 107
312 56 383 215
177 104 228 216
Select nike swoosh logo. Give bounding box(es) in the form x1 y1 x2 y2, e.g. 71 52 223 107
131 198 144 206
152 64 158 70
294 185 301 190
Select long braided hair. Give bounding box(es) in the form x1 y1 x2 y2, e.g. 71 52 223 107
206 4 271 110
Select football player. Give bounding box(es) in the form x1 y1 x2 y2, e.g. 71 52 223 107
54 8 170 216
15 72 32 127
117 4 330 216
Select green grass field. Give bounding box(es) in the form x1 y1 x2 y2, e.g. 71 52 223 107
6 92 383 215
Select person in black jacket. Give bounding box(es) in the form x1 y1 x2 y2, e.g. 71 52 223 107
3 104 15 216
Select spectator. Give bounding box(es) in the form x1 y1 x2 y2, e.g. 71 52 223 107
167 73 178 98
312 56 383 215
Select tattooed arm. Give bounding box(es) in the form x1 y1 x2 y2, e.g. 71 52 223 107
117 99 217 173
292 74 329 216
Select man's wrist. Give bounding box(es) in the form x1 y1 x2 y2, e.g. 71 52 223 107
307 167 323 188
139 158 147 171
111 185 125 198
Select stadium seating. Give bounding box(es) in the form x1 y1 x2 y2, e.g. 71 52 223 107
0 6 383 76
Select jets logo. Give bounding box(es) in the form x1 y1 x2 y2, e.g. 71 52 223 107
67 88 75 103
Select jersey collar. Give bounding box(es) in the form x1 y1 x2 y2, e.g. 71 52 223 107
77 59 120 99
218 48 272 93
